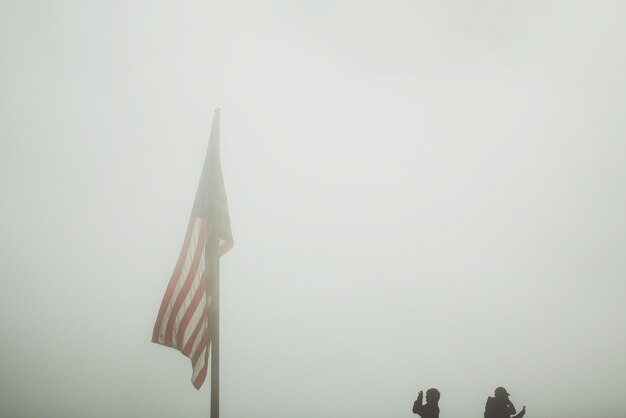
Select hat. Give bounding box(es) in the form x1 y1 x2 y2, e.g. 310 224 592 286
495 387 510 397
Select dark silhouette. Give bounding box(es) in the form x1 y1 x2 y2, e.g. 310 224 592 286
484 387 526 418
412 388 440 418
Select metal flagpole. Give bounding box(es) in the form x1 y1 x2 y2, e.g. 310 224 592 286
206 108 221 418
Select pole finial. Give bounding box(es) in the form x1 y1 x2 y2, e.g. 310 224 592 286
214 107 221 113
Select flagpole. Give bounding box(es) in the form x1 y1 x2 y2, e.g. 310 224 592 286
208 108 221 418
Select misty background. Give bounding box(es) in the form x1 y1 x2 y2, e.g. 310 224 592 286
1 1 625 418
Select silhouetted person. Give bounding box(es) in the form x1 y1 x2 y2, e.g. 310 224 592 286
412 388 440 418
484 387 526 418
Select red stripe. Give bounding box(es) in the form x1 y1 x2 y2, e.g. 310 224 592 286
183 309 209 356
164 222 207 346
176 274 207 348
192 363 207 390
152 217 196 342
192 328 210 365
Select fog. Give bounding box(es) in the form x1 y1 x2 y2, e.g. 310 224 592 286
1 1 625 418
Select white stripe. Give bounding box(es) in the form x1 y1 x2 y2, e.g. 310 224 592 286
181 291 208 349
172 255 206 344
191 345 207 381
189 317 208 359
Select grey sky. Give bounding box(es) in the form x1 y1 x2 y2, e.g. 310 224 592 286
1 1 625 418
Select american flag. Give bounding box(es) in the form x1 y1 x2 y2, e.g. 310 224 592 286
152 110 233 389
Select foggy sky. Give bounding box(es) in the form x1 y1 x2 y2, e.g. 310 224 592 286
1 1 625 418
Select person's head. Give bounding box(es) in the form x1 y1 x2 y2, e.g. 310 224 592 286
426 388 440 403
494 387 510 399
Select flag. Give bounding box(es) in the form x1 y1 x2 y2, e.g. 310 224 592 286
152 110 233 389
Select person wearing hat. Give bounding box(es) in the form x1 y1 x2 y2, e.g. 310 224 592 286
484 387 526 418
412 388 440 418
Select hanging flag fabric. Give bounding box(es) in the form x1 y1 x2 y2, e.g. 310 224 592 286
152 110 233 389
